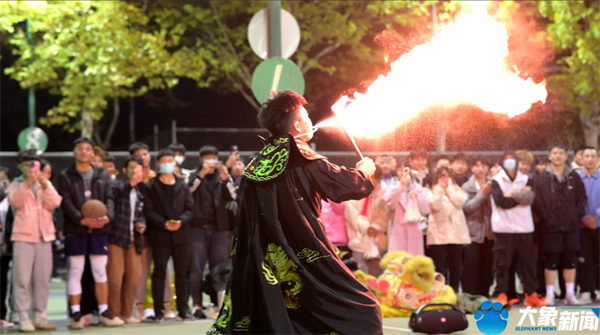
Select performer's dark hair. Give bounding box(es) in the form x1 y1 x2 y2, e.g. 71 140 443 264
257 90 307 136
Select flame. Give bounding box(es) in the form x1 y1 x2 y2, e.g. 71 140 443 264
328 1 547 137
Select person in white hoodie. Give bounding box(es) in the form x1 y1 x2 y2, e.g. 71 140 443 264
490 152 546 307
426 167 470 293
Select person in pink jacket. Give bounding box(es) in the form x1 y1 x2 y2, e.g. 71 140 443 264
383 160 430 256
321 200 350 253
7 151 62 332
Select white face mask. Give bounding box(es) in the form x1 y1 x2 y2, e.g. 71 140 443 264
159 163 176 175
174 156 185 165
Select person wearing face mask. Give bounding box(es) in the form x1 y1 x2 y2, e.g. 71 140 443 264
206 91 380 335
168 143 193 183
490 151 547 307
533 144 587 306
187 145 235 320
143 148 195 322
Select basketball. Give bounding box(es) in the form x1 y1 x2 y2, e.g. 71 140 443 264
81 200 107 219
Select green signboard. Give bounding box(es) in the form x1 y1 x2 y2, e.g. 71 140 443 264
18 127 48 154
251 58 305 104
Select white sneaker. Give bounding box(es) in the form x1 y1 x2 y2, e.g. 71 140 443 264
566 294 582 305
123 317 141 324
546 294 555 306
99 311 124 327
0 320 15 329
19 318 35 333
70 312 84 330
579 292 593 305
165 311 176 320
595 290 600 302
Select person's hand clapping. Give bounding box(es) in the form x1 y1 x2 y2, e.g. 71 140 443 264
356 158 375 177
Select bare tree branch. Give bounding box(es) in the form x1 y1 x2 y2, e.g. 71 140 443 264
208 2 255 83
300 41 343 74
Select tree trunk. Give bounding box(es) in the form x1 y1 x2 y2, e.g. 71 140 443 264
81 105 93 138
101 97 121 150
580 101 600 147
129 97 136 143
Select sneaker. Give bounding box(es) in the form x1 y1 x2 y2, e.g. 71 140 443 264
193 309 206 320
135 304 146 321
123 317 141 324
19 319 35 333
0 320 15 329
496 293 508 306
579 292 593 305
165 311 176 320
177 312 195 321
34 318 57 331
152 315 164 324
595 290 600 302
566 294 582 306
525 293 548 307
99 311 124 327
546 294 556 306
70 312 84 330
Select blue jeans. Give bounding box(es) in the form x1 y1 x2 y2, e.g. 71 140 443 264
190 226 229 306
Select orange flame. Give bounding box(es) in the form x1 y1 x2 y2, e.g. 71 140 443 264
328 1 547 137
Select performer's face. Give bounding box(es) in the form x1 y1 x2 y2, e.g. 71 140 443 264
292 106 313 142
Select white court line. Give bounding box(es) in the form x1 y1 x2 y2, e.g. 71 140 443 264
271 64 283 92
382 325 412 332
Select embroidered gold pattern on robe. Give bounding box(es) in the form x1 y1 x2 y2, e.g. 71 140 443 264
262 243 303 309
297 248 331 263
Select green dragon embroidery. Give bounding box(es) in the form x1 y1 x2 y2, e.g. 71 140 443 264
242 137 290 182
262 243 303 309
217 293 232 328
234 316 251 332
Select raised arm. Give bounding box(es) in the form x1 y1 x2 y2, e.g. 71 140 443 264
306 159 374 204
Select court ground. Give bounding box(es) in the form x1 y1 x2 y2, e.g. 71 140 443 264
1 282 598 334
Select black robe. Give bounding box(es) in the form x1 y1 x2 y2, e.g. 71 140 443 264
206 135 383 335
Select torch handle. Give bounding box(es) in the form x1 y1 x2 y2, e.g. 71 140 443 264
341 126 364 160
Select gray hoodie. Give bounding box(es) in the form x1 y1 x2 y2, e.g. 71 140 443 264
462 175 494 243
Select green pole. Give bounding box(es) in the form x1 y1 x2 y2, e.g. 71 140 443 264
268 1 282 59
27 19 36 128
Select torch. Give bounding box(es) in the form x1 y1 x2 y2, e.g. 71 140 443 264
330 97 364 160
342 125 364 160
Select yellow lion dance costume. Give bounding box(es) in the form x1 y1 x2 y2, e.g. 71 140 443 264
355 251 457 317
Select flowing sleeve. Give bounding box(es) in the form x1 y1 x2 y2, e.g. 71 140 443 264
305 159 374 204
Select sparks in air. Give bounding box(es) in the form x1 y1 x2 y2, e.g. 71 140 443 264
326 1 547 137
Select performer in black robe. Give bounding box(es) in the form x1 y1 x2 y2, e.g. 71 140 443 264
206 91 382 335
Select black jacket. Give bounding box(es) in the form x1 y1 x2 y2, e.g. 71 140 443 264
188 170 235 231
533 166 587 233
110 179 145 254
58 164 114 236
143 176 194 246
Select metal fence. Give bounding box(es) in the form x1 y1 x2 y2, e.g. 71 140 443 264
0 150 561 184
